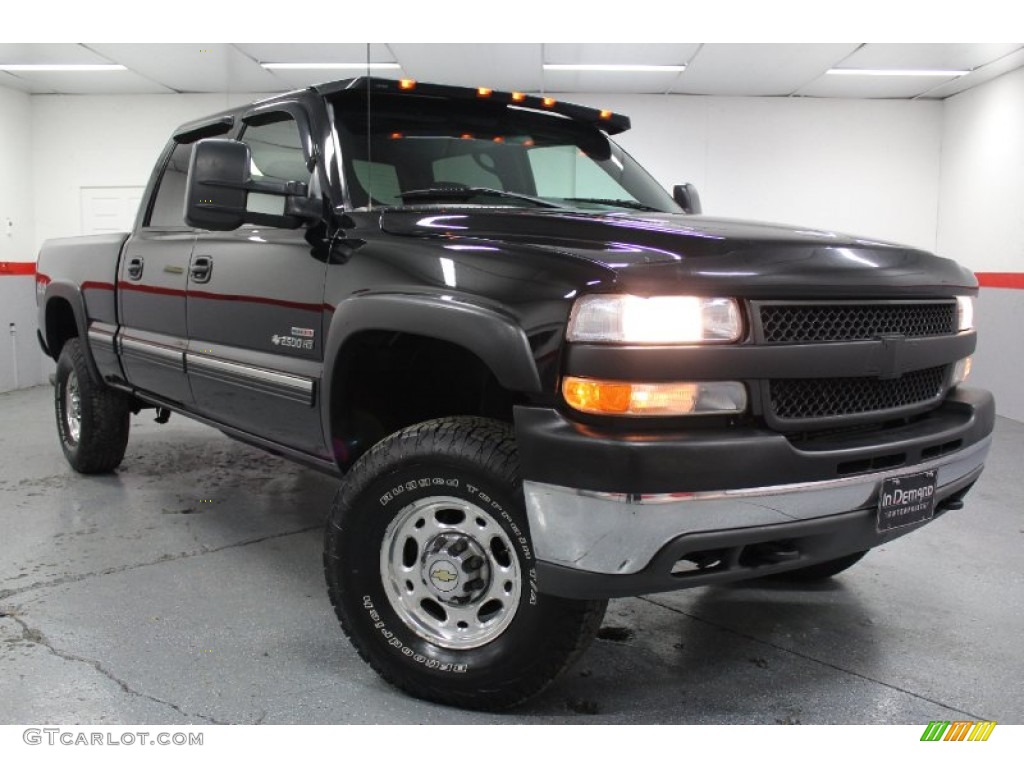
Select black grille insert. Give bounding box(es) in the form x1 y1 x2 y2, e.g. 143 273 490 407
760 302 957 344
770 366 948 421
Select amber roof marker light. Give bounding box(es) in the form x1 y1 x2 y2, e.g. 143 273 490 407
477 87 493 97
399 79 417 90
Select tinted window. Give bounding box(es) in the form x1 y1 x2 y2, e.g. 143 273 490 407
241 115 309 184
146 142 193 227
331 92 679 213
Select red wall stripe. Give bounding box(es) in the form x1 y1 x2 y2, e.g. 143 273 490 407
975 272 1024 289
0 262 36 276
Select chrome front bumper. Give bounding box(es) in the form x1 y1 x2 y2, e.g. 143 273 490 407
522 434 992 576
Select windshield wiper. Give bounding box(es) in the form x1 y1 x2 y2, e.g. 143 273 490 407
399 186 565 209
561 197 662 212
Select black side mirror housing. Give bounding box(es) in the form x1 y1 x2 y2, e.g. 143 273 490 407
184 138 316 231
672 183 702 215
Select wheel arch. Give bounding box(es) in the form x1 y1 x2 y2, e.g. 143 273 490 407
43 283 102 382
321 293 543 469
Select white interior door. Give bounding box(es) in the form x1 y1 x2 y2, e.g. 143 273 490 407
80 186 145 235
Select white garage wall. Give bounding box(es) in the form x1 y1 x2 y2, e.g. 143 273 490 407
31 93 265 250
563 93 944 252
0 83 43 391
937 66 1024 422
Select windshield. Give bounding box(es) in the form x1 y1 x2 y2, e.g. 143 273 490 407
330 92 681 214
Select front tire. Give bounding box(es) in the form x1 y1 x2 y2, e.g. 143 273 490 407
324 417 606 710
54 338 131 474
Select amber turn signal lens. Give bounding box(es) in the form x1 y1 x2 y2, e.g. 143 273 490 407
563 378 633 414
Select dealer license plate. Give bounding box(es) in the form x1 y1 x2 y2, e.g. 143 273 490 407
877 470 937 532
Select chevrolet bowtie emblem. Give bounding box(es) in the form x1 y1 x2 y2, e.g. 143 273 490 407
431 568 457 583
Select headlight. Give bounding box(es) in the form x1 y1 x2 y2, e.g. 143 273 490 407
567 295 742 344
956 296 974 331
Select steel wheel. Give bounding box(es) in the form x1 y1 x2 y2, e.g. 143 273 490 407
380 495 520 649
64 369 82 443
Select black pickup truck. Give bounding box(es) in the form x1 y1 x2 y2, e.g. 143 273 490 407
36 77 994 710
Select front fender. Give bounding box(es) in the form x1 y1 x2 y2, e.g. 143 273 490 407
320 291 543 455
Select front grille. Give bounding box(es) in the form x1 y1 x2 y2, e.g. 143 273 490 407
769 366 948 421
760 302 957 344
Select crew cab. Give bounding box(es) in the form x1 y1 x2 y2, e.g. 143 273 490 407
36 77 995 710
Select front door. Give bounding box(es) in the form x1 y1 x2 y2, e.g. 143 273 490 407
184 107 328 456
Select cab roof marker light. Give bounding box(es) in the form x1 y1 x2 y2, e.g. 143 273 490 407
477 87 493 97
399 79 417 90
542 97 557 107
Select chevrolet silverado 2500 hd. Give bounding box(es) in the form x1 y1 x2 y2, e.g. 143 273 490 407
36 77 995 710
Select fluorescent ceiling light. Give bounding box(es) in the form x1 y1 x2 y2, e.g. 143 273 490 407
0 64 126 72
543 64 686 73
826 68 969 77
261 62 400 71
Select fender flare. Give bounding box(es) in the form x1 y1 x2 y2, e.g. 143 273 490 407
320 292 543 446
42 282 103 383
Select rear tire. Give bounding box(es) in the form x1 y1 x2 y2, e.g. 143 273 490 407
54 338 131 474
769 551 868 582
324 416 606 710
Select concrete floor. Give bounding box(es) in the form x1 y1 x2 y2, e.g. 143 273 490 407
0 384 1021 725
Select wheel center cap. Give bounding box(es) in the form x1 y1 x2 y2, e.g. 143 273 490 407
421 532 490 605
428 559 460 593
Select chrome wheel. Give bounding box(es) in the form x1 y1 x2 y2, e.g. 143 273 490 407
64 369 82 443
379 495 521 650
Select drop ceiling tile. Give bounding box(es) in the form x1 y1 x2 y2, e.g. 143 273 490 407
233 43 396 66
543 43 698 66
5 70 175 95
0 43 111 66
389 43 543 91
795 73 961 99
673 43 860 96
922 48 1024 98
264 66 411 91
88 43 283 93
0 71 43 92
837 43 1022 72
542 70 683 94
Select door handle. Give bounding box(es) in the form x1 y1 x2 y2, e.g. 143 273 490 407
126 256 144 280
190 255 213 284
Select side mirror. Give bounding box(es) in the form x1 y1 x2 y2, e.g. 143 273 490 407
672 183 702 215
184 138 318 231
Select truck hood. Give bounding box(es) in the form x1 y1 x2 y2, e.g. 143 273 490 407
378 209 977 298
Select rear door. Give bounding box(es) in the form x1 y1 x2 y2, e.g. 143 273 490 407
184 103 328 455
117 141 196 404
